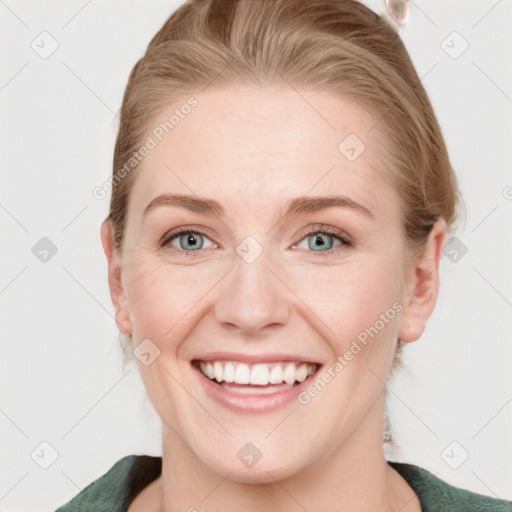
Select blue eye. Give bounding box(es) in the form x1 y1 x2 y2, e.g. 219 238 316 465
177 231 204 251
160 228 216 255
160 224 353 257
293 226 352 256
308 233 334 251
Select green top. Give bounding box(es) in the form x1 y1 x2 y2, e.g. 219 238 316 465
55 455 512 511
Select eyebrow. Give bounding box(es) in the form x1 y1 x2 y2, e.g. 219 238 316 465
142 193 374 220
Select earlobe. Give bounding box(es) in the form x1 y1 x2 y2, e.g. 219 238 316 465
100 220 132 335
397 217 447 343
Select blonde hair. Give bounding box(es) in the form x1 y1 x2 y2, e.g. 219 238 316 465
109 0 462 253
108 0 464 447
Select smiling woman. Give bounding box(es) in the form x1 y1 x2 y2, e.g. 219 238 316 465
55 0 511 511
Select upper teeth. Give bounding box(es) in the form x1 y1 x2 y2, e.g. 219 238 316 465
199 361 317 386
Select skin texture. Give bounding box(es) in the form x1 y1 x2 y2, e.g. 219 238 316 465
101 86 446 511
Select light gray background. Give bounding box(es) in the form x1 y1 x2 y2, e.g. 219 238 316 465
1 1 511 510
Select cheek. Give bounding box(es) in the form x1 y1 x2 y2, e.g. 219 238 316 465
123 253 228 342
288 257 401 345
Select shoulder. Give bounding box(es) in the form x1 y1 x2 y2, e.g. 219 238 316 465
388 460 512 511
55 455 162 512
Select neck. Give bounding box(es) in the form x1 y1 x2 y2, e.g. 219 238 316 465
156 395 417 512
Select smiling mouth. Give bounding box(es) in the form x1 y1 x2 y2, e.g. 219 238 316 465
192 360 319 391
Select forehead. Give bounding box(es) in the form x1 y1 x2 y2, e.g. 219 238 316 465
128 85 398 222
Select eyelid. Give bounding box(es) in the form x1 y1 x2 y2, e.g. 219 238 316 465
294 223 353 246
160 225 215 245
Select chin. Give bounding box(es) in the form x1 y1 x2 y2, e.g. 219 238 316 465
191 437 314 485
209 457 302 484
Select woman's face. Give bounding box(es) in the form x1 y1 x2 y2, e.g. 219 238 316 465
102 86 442 481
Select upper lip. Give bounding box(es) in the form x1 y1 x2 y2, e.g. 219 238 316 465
191 351 321 365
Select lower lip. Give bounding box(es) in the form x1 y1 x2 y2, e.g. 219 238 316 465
193 366 318 413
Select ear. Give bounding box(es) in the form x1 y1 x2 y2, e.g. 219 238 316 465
100 220 132 335
397 217 447 343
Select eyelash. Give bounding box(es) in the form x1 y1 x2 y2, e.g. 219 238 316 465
159 224 353 258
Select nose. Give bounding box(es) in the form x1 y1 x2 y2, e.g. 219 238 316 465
213 248 291 335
